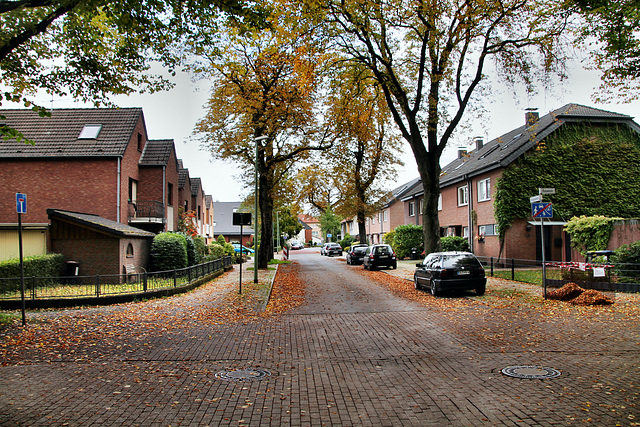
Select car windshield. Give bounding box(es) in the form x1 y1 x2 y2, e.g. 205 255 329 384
441 254 481 269
374 246 391 255
353 247 367 254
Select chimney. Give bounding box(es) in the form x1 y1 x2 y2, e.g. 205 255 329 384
457 147 467 159
474 136 484 151
525 108 539 126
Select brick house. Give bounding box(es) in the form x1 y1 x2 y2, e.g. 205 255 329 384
212 202 254 246
298 214 322 245
0 108 213 267
401 104 640 261
364 178 421 244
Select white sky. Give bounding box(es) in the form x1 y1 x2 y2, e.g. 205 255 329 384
40 62 640 204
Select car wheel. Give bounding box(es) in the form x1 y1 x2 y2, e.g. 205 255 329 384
476 284 486 296
430 280 439 296
392 262 397 270
370 264 377 271
414 275 421 290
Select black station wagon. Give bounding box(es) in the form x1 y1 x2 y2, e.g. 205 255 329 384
414 252 486 296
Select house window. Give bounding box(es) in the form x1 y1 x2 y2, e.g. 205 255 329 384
128 178 138 203
137 133 143 151
409 201 415 217
457 185 468 206
126 243 134 258
463 227 469 238
478 178 491 202
372 216 375 225
478 224 498 236
78 124 102 139
438 194 442 211
167 183 173 206
419 199 423 215
383 210 388 222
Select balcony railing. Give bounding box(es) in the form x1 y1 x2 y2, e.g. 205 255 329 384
128 200 165 223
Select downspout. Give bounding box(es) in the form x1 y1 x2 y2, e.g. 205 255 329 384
117 157 121 223
162 165 166 229
466 175 474 253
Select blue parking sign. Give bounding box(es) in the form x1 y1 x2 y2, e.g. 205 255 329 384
531 202 552 218
16 193 27 214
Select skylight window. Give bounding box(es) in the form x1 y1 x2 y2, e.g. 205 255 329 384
78 124 102 139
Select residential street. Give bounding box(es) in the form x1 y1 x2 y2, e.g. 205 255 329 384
1 249 639 426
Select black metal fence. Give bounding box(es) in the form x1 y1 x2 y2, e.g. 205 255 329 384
476 256 640 293
0 256 232 302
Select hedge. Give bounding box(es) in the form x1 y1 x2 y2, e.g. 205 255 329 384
150 233 188 272
0 253 65 279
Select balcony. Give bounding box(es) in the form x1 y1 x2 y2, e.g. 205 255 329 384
128 201 165 225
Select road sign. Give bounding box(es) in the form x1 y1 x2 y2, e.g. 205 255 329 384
532 202 553 218
539 188 556 195
529 195 542 203
327 233 332 238
16 193 27 214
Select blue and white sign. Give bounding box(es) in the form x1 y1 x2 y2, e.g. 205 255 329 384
16 193 27 214
327 233 332 238
532 202 552 218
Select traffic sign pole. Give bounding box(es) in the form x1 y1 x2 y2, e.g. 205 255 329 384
16 193 27 326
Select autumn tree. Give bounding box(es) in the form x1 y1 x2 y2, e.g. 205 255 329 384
309 0 571 253
0 0 265 140
324 65 403 243
193 12 331 269
570 0 640 101
294 165 341 215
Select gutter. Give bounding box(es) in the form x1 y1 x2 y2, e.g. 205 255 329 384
117 157 121 222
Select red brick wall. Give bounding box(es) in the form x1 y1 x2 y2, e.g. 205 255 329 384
52 237 120 277
0 157 118 224
119 117 147 223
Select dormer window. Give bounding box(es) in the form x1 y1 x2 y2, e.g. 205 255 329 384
78 124 102 139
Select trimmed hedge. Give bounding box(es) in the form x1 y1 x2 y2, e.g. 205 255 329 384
393 225 424 259
441 236 470 252
0 253 65 279
150 233 188 272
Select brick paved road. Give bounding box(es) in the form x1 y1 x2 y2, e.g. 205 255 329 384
1 249 638 426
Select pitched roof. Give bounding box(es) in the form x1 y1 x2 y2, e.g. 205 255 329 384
190 177 202 196
178 160 190 189
0 108 143 158
47 209 155 238
140 139 174 166
439 103 640 188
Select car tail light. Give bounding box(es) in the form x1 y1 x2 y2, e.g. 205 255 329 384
440 269 450 279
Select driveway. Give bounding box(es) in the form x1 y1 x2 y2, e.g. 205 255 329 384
0 249 638 426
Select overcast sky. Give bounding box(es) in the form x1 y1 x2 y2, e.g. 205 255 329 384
41 61 640 205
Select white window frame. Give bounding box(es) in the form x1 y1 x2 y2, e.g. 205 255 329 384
409 201 415 217
462 226 469 238
477 178 491 202
457 185 468 206
438 194 442 211
479 224 498 236
419 199 423 215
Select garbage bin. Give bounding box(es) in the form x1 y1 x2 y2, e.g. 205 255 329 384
65 261 80 285
411 248 419 260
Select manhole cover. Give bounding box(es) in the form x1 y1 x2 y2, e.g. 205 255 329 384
501 366 561 379
215 369 271 382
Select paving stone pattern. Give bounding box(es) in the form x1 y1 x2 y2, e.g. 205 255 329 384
0 251 638 426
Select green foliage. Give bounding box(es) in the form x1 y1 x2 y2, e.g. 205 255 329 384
612 240 640 283
0 253 65 279
441 236 470 252
564 215 620 256
216 235 227 245
393 225 424 259
177 232 199 266
150 233 188 272
383 230 395 248
193 236 207 260
495 124 640 238
320 209 342 240
340 234 355 249
206 243 226 260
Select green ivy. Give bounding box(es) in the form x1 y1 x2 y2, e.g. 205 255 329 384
564 215 621 255
494 123 640 238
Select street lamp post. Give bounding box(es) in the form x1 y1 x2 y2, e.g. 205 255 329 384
254 135 268 284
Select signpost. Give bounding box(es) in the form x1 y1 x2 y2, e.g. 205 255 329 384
531 188 555 299
16 193 27 326
233 212 252 294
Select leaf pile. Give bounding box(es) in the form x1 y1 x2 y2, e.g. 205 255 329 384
547 282 614 306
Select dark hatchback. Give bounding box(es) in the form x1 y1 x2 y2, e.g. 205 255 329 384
363 244 397 270
346 244 369 265
414 252 486 296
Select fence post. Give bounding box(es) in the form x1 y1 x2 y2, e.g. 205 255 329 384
188 266 191 284
143 271 147 292
490 257 494 277
31 276 36 299
173 270 177 288
511 258 515 281
95 275 100 297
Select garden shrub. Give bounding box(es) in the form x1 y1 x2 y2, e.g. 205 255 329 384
441 236 470 252
612 240 640 283
207 243 225 260
178 233 199 266
383 230 395 248
340 234 355 249
564 215 620 256
0 253 65 280
193 236 207 262
393 225 423 259
150 233 188 272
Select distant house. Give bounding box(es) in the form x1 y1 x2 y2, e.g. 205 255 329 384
401 104 640 261
298 214 322 245
212 202 254 246
365 178 422 244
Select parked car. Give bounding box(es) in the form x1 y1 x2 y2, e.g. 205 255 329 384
232 243 254 254
289 240 305 250
322 242 342 257
414 251 486 296
346 244 369 265
363 244 397 270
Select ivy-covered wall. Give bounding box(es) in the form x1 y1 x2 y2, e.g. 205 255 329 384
494 123 640 238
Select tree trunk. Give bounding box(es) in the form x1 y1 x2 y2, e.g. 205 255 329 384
258 170 275 269
357 210 367 244
415 147 442 255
